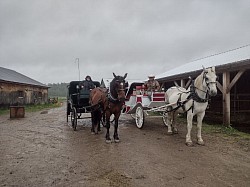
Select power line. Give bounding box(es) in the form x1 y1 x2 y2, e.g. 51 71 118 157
191 44 250 63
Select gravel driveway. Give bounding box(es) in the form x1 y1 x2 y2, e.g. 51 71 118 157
0 104 249 187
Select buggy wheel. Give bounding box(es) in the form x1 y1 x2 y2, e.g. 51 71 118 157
162 112 168 126
66 103 69 122
135 106 144 129
71 107 77 131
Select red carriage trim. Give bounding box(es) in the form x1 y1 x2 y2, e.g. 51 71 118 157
152 93 165 101
136 96 142 103
126 106 131 113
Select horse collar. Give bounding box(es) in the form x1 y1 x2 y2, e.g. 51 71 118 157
108 92 119 103
190 80 209 103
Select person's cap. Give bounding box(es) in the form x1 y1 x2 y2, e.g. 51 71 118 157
148 74 155 78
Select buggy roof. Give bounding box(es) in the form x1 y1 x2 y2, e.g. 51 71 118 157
68 80 100 94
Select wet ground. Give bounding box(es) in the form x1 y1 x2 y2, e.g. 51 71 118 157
0 104 250 187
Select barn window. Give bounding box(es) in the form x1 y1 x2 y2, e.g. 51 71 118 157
18 90 24 97
38 92 42 98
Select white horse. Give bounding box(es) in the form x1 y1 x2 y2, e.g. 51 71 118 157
165 66 217 146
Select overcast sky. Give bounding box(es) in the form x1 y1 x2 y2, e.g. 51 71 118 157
0 0 250 84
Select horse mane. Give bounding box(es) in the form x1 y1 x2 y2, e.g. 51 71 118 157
109 77 118 98
194 72 204 89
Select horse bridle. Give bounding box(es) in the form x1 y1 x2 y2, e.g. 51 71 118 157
202 71 217 96
116 81 125 91
189 70 217 103
109 80 126 102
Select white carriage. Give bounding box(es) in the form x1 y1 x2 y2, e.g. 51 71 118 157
124 82 168 128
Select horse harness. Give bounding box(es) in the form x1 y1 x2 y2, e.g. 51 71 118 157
167 79 210 114
108 80 126 104
108 92 119 103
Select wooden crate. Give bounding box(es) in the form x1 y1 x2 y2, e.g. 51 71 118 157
10 106 25 118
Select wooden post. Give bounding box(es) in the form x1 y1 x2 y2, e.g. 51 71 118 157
223 72 230 126
185 79 192 89
222 70 245 126
181 79 185 87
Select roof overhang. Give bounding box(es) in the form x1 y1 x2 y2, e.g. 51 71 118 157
0 80 49 89
157 59 250 83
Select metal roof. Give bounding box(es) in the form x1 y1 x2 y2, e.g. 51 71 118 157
0 67 48 88
156 45 250 80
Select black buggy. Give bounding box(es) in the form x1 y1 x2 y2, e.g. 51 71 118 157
66 80 101 131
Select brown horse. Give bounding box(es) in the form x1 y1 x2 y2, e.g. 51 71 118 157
89 87 108 134
89 73 127 143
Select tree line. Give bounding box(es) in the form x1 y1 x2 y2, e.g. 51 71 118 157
48 83 68 97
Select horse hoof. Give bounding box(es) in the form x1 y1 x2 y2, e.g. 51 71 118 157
186 142 193 147
197 141 205 146
167 132 173 135
105 139 112 144
114 139 120 143
91 132 95 135
172 128 178 134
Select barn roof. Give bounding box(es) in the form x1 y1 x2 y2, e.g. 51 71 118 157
0 67 48 88
156 45 250 81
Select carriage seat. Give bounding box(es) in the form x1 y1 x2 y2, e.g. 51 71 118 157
79 89 90 99
135 85 146 95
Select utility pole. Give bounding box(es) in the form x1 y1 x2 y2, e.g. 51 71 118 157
75 58 80 81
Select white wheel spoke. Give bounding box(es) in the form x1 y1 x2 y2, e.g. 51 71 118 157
135 106 144 129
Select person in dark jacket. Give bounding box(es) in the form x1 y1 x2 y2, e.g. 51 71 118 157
82 75 95 90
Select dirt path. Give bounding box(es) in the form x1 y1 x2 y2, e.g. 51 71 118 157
0 104 249 187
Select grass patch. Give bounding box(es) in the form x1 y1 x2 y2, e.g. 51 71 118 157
146 111 163 116
0 109 9 115
175 116 250 140
0 98 65 115
25 102 61 113
202 123 250 140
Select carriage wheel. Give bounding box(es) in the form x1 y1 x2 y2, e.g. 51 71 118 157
162 112 168 126
130 113 136 119
71 107 77 131
66 103 69 122
135 106 144 129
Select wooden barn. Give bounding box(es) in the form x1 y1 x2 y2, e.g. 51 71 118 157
0 67 49 107
156 45 250 130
